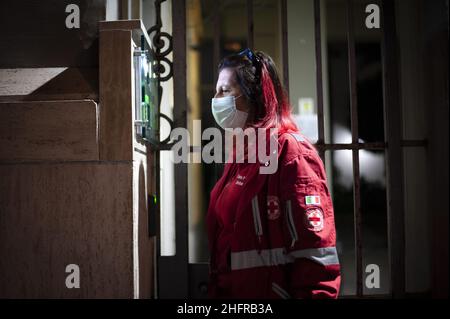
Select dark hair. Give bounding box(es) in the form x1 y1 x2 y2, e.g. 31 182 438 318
218 50 298 134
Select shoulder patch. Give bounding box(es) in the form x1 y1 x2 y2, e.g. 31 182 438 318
305 207 324 232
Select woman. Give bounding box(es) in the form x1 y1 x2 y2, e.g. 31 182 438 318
207 49 341 299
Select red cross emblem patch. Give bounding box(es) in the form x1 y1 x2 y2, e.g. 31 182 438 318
305 208 324 232
267 196 280 220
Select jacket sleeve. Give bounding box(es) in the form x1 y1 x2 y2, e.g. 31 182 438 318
279 145 341 299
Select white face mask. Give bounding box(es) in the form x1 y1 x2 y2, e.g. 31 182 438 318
211 95 248 129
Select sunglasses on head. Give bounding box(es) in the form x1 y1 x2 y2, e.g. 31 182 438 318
238 48 260 66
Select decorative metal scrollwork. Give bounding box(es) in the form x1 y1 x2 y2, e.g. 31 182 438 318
148 0 173 83
146 0 174 149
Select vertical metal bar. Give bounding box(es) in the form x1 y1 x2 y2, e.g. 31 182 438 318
213 0 221 81
346 0 363 297
423 0 449 299
346 0 358 152
213 0 224 179
153 2 162 297
131 0 142 19
150 149 159 298
314 0 325 160
158 0 188 298
351 146 362 297
247 0 254 50
381 0 406 298
120 0 129 19
281 0 289 94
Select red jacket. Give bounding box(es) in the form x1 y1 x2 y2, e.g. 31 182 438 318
207 131 341 299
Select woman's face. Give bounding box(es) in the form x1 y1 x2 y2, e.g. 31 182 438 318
214 68 250 113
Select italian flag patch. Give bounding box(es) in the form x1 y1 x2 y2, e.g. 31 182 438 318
305 195 320 205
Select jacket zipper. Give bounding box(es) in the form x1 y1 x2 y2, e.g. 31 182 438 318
251 196 263 249
285 200 298 248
